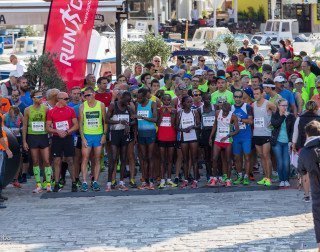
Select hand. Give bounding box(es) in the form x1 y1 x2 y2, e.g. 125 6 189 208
120 120 129 126
124 126 130 135
185 127 191 133
100 135 106 144
292 143 297 153
6 149 13 158
220 136 228 142
209 138 213 147
57 130 67 138
23 141 29 151
82 139 88 148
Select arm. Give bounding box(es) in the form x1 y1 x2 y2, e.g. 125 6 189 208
1 84 8 98
208 111 218 143
170 108 177 126
142 102 158 123
241 105 253 125
0 116 12 158
68 118 79 134
193 110 200 129
295 93 303 115
230 114 239 137
271 111 286 128
105 103 118 125
267 101 277 113
291 117 300 152
78 104 86 146
101 103 107 144
22 107 29 151
310 87 315 100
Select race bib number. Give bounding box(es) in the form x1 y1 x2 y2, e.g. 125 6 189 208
11 127 21 137
32 122 44 132
239 122 246 130
118 114 130 122
218 126 229 137
181 117 194 129
137 110 149 120
254 117 265 128
55 121 69 131
203 116 215 127
160 116 171 127
86 118 99 128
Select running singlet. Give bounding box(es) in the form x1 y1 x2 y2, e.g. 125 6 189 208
179 110 197 141
27 104 47 135
47 106 76 136
83 101 103 135
215 110 232 143
253 100 272 137
137 100 156 132
110 102 130 131
200 105 215 129
231 103 252 140
157 107 176 142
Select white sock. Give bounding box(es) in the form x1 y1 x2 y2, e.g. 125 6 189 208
238 172 242 178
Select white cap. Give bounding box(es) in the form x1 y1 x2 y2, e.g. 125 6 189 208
274 76 286 83
194 69 204 76
294 78 304 84
9 70 19 78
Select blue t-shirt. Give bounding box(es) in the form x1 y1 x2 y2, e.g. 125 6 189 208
279 90 295 107
20 91 33 107
278 121 289 143
232 103 252 141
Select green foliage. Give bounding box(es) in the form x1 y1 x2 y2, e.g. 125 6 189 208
204 40 221 60
202 10 208 19
223 35 238 57
238 5 265 22
24 26 38 37
122 34 171 67
25 52 66 91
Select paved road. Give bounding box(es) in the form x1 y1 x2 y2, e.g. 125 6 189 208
0 179 317 252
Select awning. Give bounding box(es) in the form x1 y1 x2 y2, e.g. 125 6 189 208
0 0 124 25
283 0 317 4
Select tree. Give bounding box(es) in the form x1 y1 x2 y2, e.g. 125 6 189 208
25 52 66 91
204 40 221 60
24 26 38 37
122 34 171 67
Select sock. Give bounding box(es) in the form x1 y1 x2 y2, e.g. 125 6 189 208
126 165 129 171
167 178 171 182
244 174 248 178
119 181 124 186
130 178 135 183
161 179 165 184
33 166 41 184
238 172 242 178
61 162 68 180
44 167 52 183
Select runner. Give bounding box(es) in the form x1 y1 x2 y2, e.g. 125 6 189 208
22 90 52 193
209 102 239 187
176 96 200 189
46 92 79 192
79 87 107 192
252 87 277 187
230 90 253 186
157 94 177 189
198 93 215 181
134 88 158 190
105 91 133 192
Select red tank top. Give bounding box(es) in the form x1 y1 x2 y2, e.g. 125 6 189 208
157 107 176 142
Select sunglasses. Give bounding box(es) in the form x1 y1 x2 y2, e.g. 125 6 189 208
199 60 205 62
154 60 160 62
234 95 243 98
316 86 320 89
279 104 288 107
59 97 70 101
193 94 201 97
186 61 192 63
34 95 43 99
84 94 93 98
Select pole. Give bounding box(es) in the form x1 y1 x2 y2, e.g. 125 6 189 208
234 0 238 23
213 0 217 27
115 12 121 76
184 20 189 47
154 0 159 35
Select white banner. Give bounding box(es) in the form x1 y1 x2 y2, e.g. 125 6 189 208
283 0 317 4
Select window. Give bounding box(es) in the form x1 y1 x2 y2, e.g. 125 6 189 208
205 31 214 40
15 41 25 53
128 0 155 19
265 21 272 32
281 22 290 32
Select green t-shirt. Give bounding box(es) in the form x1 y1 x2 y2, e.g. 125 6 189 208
198 81 208 93
211 90 234 105
240 69 251 78
160 86 176 99
301 71 316 97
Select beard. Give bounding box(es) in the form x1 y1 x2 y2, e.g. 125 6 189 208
20 86 29 92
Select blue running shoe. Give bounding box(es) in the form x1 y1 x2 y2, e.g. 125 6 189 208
92 181 100 191
81 182 88 192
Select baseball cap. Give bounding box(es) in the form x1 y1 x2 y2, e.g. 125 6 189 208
216 76 227 81
280 58 287 64
274 76 286 83
294 78 304 84
293 56 302 61
178 83 188 90
194 69 204 76
243 87 254 99
182 73 192 80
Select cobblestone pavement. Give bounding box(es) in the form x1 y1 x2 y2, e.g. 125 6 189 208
0 176 317 252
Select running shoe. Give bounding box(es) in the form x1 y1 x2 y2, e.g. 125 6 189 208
0 195 8 201
76 180 82 188
59 178 66 187
32 183 43 193
53 184 61 192
242 177 250 186
20 174 27 183
138 182 148 190
264 178 271 187
180 180 188 189
232 176 242 185
284 181 290 187
225 179 232 187
174 177 179 185
81 182 88 192
271 171 279 182
111 180 117 189
257 177 266 185
303 195 310 202
92 181 101 191
279 181 285 187
118 184 128 191
71 182 77 192
12 180 22 188
207 177 217 187
148 182 155 190
166 180 178 188
222 174 228 183
249 173 255 181
158 181 166 189
105 183 112 192
41 181 47 190
129 179 137 188
191 180 198 189
46 183 52 193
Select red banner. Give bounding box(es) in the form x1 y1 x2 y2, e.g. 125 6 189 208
44 0 98 90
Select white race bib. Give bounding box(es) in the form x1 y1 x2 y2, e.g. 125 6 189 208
218 126 229 137
55 120 69 131
118 114 130 122
32 122 44 132
86 118 99 128
239 122 246 130
160 116 171 127
137 110 149 120
11 127 21 137
181 118 194 129
254 117 265 128
203 116 215 127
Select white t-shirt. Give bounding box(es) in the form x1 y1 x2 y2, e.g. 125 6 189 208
16 60 27 77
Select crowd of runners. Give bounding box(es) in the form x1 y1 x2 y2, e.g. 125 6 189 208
0 40 320 200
